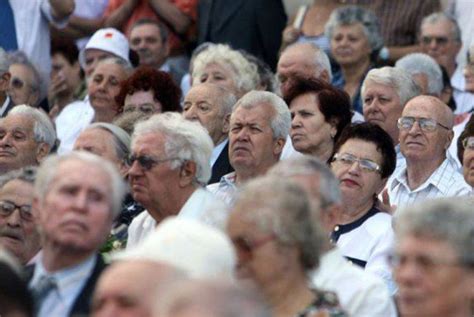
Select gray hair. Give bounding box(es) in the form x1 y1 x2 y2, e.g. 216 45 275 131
192 44 260 95
196 83 237 117
9 105 56 149
394 198 474 268
156 278 271 317
132 112 213 185
0 47 11 74
362 67 421 107
395 53 443 96
235 176 323 272
268 156 341 209
421 12 461 42
325 5 384 52
232 91 291 140
34 152 126 218
95 56 133 75
85 122 131 163
0 166 37 188
282 42 333 82
8 51 44 105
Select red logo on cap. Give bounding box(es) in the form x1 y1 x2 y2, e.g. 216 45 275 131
104 32 114 38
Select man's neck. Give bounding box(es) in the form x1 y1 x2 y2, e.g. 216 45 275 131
406 155 446 190
41 244 95 272
148 186 198 224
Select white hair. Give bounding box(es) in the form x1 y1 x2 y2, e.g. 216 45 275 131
84 122 131 162
395 53 443 96
132 112 213 185
9 105 56 148
192 44 260 95
282 42 333 81
421 12 461 42
34 152 126 218
95 56 133 75
362 67 421 107
232 91 291 140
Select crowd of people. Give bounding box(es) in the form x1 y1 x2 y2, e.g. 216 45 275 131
0 0 473 317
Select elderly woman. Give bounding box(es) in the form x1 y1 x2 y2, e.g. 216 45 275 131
395 53 443 96
227 176 347 317
89 57 132 123
361 67 420 148
330 122 396 292
457 116 474 187
325 6 383 114
392 198 474 317
191 44 260 98
284 77 352 162
115 66 181 117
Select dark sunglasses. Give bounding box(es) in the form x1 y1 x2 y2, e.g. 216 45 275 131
128 154 179 171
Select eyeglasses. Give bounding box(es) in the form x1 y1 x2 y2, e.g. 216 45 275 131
232 235 275 260
462 136 474 150
128 154 179 171
332 153 381 173
0 200 33 221
388 253 462 273
421 36 450 46
397 116 450 132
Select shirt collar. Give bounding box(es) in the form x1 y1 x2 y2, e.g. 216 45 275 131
210 139 228 167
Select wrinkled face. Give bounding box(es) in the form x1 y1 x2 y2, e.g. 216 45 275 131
229 104 283 176
8 64 39 106
89 63 128 116
51 53 81 95
362 82 403 143
92 261 161 317
331 23 371 67
35 160 114 253
331 139 385 209
130 24 167 68
74 128 126 175
183 84 228 145
462 138 474 187
83 49 115 80
420 20 461 70
277 46 326 97
227 206 294 290
0 114 41 172
289 92 336 156
196 63 239 96
0 180 40 264
123 90 162 116
128 133 180 211
394 235 473 317
399 100 452 162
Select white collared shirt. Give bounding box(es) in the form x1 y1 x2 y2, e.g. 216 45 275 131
207 172 238 206
388 157 472 208
210 139 228 167
29 254 97 317
311 247 397 317
127 188 228 249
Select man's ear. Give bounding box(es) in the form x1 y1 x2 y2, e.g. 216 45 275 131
178 160 197 187
35 143 50 164
0 72 11 91
445 130 454 150
273 137 286 157
222 113 231 134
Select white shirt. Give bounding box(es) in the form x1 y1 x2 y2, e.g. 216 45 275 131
55 98 94 154
311 248 397 317
10 0 69 84
388 157 472 208
451 67 474 115
211 139 228 167
448 113 471 170
29 254 97 317
207 172 238 206
127 188 228 249
333 208 396 294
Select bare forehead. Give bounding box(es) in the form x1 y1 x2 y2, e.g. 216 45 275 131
55 159 111 187
403 96 451 121
231 103 274 124
0 114 34 130
186 84 221 101
130 23 161 38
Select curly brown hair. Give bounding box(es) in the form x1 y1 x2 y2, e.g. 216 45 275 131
115 66 182 113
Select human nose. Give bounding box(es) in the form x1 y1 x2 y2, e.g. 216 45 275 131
291 114 302 129
6 210 22 227
128 158 144 177
236 127 250 141
72 191 89 212
184 105 198 120
394 258 421 287
407 120 423 135
0 133 12 147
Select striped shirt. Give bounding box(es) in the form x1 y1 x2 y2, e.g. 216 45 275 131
388 157 471 208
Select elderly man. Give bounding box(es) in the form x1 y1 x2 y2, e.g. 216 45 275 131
127 112 227 248
269 156 397 316
183 83 237 184
207 90 290 205
8 57 42 108
0 48 14 117
0 105 56 175
0 167 40 265
388 96 471 207
27 152 126 317
92 260 185 317
395 53 443 97
392 198 474 317
277 42 332 97
362 67 420 168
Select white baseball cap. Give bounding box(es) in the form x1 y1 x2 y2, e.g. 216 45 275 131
79 28 130 68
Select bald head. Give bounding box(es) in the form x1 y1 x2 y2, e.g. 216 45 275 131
92 260 185 317
404 95 453 128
